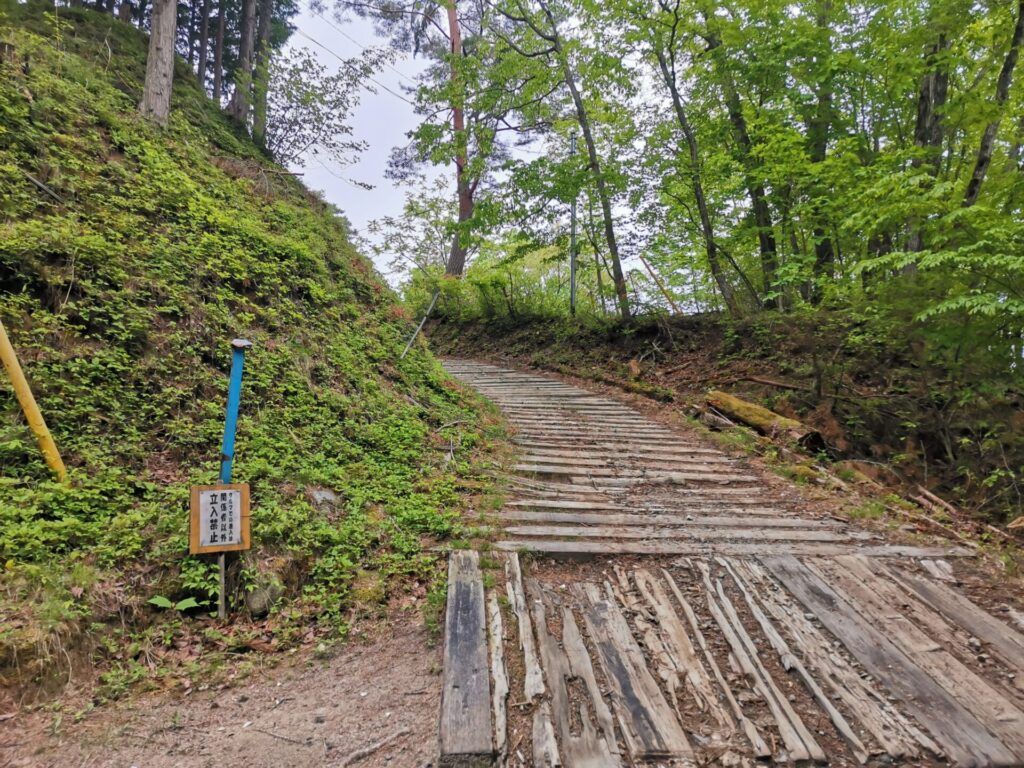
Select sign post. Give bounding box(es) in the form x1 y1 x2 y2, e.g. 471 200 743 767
189 339 253 620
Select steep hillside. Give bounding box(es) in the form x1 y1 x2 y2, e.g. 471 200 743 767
0 7 499 699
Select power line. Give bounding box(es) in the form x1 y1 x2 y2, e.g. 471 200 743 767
293 27 417 105
307 5 419 87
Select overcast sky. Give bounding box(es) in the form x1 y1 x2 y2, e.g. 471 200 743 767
285 7 440 282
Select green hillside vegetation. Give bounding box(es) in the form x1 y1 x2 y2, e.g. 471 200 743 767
0 6 499 699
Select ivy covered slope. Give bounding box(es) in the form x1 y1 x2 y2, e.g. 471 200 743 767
0 7 498 693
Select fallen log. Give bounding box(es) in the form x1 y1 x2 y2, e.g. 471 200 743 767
706 390 824 451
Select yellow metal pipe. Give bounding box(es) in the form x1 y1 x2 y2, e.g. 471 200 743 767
0 319 67 481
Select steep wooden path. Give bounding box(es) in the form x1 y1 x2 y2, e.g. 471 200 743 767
438 359 1024 767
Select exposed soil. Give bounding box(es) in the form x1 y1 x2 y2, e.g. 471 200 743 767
1 616 441 768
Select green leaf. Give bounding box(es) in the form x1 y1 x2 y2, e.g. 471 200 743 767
147 595 174 610
174 597 202 611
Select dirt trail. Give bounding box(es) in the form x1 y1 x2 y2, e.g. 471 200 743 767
2 619 440 768
441 358 1024 767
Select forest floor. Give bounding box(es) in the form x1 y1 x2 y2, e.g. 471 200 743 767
2 614 440 768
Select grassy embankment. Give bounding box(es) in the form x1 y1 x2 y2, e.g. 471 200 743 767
0 6 504 703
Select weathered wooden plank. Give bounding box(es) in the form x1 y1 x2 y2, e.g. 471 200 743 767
813 556 1024 757
511 439 725 457
526 579 620 767
731 558 936 760
719 558 869 763
495 539 974 557
577 582 694 761
764 554 1018 767
696 561 825 761
632 569 735 737
440 551 493 766
503 523 864 543
660 567 770 757
513 464 760 483
496 510 837 529
487 592 509 760
505 553 544 701
533 701 561 767
886 563 1024 677
560 605 620 758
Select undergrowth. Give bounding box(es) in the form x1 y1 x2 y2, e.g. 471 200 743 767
0 6 503 701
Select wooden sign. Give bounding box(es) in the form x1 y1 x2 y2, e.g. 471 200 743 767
189 484 251 554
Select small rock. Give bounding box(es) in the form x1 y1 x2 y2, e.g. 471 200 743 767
314 710 326 724
246 573 285 618
968 636 982 650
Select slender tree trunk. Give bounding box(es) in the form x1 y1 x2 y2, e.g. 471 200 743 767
655 47 739 315
196 0 211 90
701 19 778 306
139 0 177 125
251 0 274 148
964 0 1024 206
212 1 226 102
445 1 474 277
118 2 133 22
907 33 950 253
807 0 835 301
187 0 197 67
228 0 257 124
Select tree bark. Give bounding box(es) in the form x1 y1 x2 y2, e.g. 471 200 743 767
196 0 212 90
963 0 1024 206
187 0 197 67
138 0 177 126
907 33 950 253
212 0 226 102
228 0 257 124
700 16 778 306
118 1 133 22
807 0 835 301
444 1 474 278
251 0 274 148
655 46 739 315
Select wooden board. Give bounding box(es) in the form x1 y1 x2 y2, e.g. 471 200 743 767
526 579 620 767
491 539 971 558
885 563 1024 676
440 551 493 766
729 558 937 760
764 554 1019 767
576 582 694 761
812 556 1024 756
502 523 865 543
495 510 837 529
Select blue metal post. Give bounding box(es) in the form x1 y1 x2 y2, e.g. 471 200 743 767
219 339 252 485
217 338 251 620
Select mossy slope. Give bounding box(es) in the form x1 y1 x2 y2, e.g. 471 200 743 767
0 6 494 695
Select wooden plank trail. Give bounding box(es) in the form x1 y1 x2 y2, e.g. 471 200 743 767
437 359 1024 767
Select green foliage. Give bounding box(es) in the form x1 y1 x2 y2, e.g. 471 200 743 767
0 9 501 693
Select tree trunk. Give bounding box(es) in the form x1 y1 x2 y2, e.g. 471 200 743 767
963 0 1024 206
196 0 212 90
228 0 257 124
187 0 197 67
212 1 226 102
907 33 950 253
138 0 177 126
444 1 474 277
251 0 274 148
655 47 739 315
701 19 778 306
118 2 133 22
807 0 835 301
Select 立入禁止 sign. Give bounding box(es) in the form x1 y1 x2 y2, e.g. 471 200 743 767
189 484 250 554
